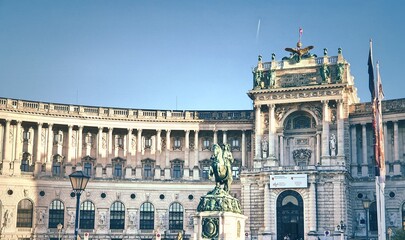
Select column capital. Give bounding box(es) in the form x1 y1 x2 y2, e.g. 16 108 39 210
68 125 73 129
37 122 43 126
267 104 275 109
78 125 83 129
321 100 329 104
127 128 133 132
5 119 11 123
194 130 199 134
108 127 113 132
48 123 53 127
166 129 171 134
16 120 22 124
98 126 103 131
184 129 190 134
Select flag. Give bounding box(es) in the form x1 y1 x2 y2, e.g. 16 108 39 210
375 62 385 183
368 40 375 100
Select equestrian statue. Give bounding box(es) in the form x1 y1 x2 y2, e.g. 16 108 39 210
209 144 234 193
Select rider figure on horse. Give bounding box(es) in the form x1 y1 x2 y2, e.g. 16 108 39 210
210 144 234 193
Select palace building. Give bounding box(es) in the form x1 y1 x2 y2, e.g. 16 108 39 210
1 45 405 240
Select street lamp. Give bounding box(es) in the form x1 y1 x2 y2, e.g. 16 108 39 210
362 195 371 240
337 221 346 240
69 171 90 240
57 223 63 240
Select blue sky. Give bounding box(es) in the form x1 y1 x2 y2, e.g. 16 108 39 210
0 0 403 110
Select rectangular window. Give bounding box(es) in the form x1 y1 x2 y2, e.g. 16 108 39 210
144 165 152 179
173 165 182 179
84 162 92 176
202 166 210 180
174 138 181 149
53 164 61 176
21 160 30 172
203 139 210 150
232 166 240 179
145 137 152 149
114 164 123 178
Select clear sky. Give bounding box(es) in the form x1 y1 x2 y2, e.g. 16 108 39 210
0 0 403 110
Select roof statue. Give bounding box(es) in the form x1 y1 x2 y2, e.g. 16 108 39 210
283 28 316 63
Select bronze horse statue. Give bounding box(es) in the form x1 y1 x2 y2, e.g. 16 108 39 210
209 144 234 193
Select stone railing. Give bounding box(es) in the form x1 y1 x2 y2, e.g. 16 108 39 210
258 56 339 71
0 97 253 121
350 98 405 115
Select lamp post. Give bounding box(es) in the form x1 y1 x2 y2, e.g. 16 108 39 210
337 220 346 240
69 171 90 240
362 195 371 240
57 223 63 240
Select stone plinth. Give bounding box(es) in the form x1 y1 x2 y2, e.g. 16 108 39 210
193 211 247 240
194 187 247 240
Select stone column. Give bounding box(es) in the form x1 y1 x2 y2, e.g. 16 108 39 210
166 130 171 167
268 104 276 159
136 129 142 165
194 130 199 167
185 130 190 167
222 130 227 145
213 130 218 145
97 127 103 159
66 125 73 163
337 100 344 157
351 125 358 175
156 129 161 153
316 132 321 165
241 130 246 167
14 120 22 175
77 126 83 161
393 121 399 161
321 100 330 158
126 128 133 164
279 134 284 165
309 178 317 232
361 124 368 176
35 122 43 175
108 127 113 158
383 123 388 162
46 124 54 174
255 105 261 159
2 119 11 174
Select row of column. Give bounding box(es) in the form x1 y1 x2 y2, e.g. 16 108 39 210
254 100 345 161
1 120 249 174
351 121 401 176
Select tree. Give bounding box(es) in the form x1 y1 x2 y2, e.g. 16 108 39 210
392 228 405 240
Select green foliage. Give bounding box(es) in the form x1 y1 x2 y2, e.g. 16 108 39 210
392 228 405 240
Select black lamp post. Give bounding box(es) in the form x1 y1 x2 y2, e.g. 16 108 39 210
69 171 90 240
362 195 371 240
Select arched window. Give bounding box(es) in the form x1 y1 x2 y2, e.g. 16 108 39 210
284 111 316 131
17 199 33 227
110 201 125 230
169 202 183 230
49 200 64 228
80 201 95 229
140 202 154 230
369 202 378 231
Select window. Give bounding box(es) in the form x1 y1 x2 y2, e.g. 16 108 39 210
53 163 61 176
23 131 30 142
171 160 183 179
174 138 181 150
169 203 183 230
140 202 154 230
21 152 31 172
144 137 152 149
54 131 63 144
80 201 95 229
232 166 240 179
115 135 124 148
114 163 123 178
231 139 240 151
49 200 64 228
173 165 182 179
83 162 92 176
200 160 211 180
144 165 153 180
203 139 211 150
110 201 125 230
17 199 33 228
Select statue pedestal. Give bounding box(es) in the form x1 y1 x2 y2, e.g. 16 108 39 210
193 211 247 240
194 188 247 240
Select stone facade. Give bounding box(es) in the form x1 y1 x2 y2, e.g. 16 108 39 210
1 47 405 240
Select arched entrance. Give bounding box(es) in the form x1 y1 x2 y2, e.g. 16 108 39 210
277 190 304 240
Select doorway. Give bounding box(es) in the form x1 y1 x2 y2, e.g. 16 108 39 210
276 190 304 240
